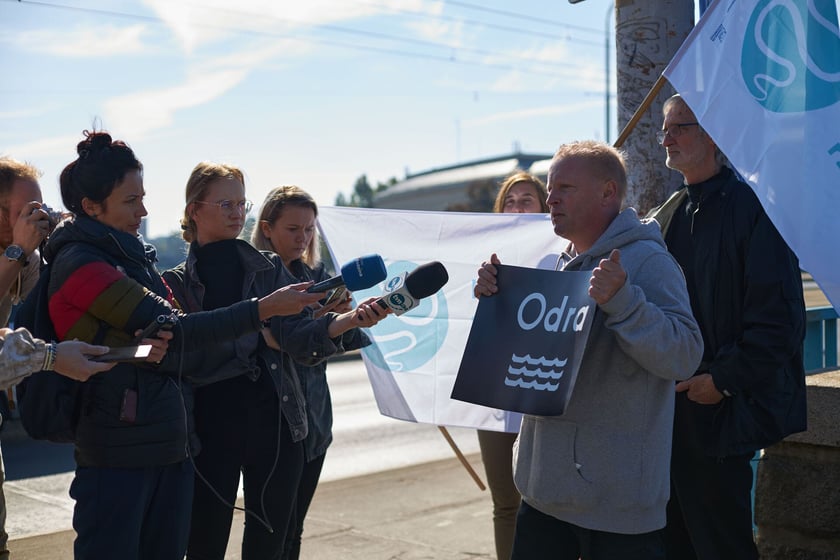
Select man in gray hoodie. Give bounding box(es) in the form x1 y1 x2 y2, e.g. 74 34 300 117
475 140 703 560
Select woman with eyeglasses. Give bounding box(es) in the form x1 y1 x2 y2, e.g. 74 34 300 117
162 165 388 560
40 131 323 560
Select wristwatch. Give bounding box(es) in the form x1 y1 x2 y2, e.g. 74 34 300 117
4 244 27 264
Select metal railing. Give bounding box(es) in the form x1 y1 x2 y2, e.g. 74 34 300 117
805 306 839 373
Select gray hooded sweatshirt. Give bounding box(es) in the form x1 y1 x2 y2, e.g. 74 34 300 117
513 208 703 535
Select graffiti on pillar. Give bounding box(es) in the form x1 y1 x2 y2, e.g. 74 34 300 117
616 17 672 120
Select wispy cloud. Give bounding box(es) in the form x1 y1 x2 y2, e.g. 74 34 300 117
102 38 300 138
0 106 57 120
14 24 148 57
102 0 410 139
1 133 81 160
463 100 603 128
143 0 396 53
408 18 465 47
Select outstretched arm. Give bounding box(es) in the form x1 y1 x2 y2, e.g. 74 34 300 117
0 327 115 389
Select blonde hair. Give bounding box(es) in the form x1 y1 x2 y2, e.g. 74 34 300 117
553 140 627 201
493 170 548 214
180 162 245 243
0 157 42 198
251 185 320 267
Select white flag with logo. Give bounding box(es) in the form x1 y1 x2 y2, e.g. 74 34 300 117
317 206 565 431
663 0 840 312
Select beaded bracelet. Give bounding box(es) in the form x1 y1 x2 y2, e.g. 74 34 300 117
42 342 57 371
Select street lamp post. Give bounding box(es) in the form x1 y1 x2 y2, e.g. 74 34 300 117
568 0 615 144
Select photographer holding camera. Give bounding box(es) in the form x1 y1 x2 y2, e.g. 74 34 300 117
0 156 58 560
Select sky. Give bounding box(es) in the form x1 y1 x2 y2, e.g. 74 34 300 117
2 0 621 238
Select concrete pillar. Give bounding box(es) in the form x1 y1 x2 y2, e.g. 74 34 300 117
755 370 840 559
615 0 693 214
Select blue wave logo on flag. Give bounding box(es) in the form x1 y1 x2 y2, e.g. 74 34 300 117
741 0 840 113
359 260 449 372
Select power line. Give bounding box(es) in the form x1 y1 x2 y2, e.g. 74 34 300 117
351 0 604 48
442 0 604 35
9 0 598 78
172 0 592 71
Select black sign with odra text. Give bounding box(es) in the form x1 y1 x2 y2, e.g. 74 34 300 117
452 264 595 416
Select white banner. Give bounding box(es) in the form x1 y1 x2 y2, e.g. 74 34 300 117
317 206 565 431
663 0 840 313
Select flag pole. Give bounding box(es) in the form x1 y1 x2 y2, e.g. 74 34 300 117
438 426 486 491
613 74 668 148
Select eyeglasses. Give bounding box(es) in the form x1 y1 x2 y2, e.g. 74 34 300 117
195 199 253 213
656 122 699 144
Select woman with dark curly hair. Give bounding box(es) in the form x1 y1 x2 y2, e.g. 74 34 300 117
40 130 323 560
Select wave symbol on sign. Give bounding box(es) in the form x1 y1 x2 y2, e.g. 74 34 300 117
504 353 567 392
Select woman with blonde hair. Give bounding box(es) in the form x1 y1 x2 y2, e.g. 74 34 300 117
251 185 373 559
164 168 387 560
480 170 548 560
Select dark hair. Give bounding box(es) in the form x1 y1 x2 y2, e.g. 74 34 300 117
59 130 143 215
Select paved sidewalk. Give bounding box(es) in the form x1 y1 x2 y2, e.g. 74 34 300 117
8 453 496 560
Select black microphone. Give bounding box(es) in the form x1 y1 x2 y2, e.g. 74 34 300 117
376 261 449 316
307 254 387 293
131 313 179 344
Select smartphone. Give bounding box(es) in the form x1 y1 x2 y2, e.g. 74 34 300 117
324 286 347 307
91 345 153 363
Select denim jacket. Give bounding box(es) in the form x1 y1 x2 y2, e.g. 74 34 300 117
283 259 371 461
163 240 314 442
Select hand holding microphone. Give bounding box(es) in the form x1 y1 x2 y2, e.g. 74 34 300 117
351 297 392 327
375 261 449 316
307 254 387 293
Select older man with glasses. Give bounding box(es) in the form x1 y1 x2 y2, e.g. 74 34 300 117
648 94 807 560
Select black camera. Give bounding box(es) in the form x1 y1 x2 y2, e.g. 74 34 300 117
36 203 64 234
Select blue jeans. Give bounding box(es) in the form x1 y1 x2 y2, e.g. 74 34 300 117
511 500 665 560
71 461 194 560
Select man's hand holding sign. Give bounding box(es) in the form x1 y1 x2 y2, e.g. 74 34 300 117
454 259 595 416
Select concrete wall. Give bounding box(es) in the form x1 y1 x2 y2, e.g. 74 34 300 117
755 370 840 559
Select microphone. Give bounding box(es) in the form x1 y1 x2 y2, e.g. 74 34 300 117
307 254 387 293
376 261 449 316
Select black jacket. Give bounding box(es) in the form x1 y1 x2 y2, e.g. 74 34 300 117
43 216 263 467
649 167 807 456
162 240 311 442
163 243 370 457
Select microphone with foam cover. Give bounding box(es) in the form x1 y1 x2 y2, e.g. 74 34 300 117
376 261 449 316
307 254 387 293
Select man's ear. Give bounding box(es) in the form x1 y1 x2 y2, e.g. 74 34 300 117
602 179 618 204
